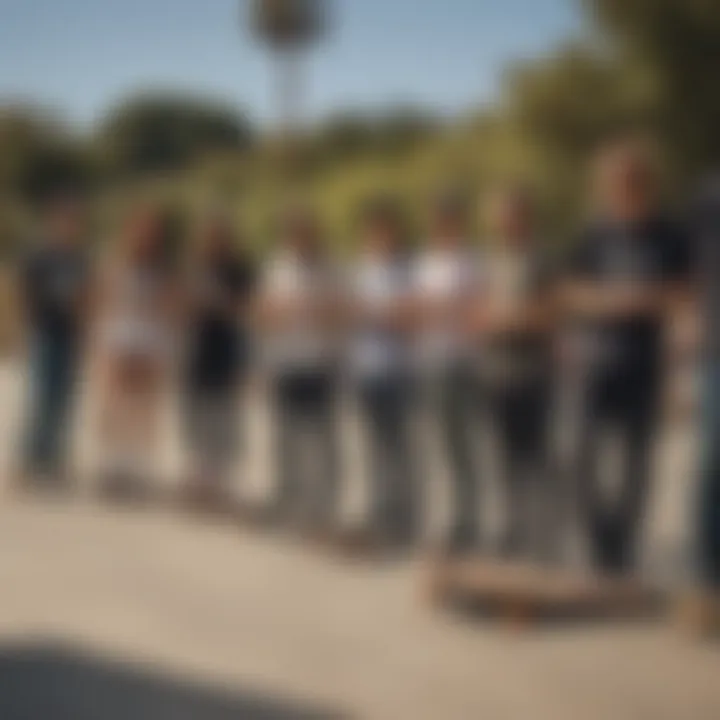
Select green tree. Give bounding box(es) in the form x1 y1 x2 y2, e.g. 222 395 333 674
0 108 93 205
97 93 253 176
497 44 653 230
587 0 720 177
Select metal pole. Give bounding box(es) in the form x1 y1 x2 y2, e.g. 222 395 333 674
277 49 302 182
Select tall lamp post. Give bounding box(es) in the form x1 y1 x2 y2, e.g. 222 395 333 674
249 0 327 178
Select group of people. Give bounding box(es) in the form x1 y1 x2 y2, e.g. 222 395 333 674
14 136 720 629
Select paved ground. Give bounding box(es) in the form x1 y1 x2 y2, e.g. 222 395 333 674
1 362 717 719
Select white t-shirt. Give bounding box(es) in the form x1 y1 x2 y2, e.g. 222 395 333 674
412 245 483 371
260 251 339 372
102 263 174 360
476 245 551 384
349 256 413 380
483 247 537 309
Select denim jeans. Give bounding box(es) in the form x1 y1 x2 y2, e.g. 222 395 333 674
698 364 720 589
183 386 241 479
272 370 340 528
24 331 79 476
359 374 418 544
426 366 479 546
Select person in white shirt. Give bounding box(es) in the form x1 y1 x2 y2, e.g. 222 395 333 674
413 190 483 552
349 196 419 548
93 206 180 499
256 206 342 533
471 185 557 560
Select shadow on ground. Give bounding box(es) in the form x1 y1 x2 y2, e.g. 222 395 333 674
0 641 347 720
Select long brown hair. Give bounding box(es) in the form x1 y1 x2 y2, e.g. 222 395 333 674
278 204 326 263
121 204 183 274
357 193 412 259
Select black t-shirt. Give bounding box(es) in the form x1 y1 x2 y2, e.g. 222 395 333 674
22 243 90 341
690 178 720 362
566 215 693 379
187 253 257 388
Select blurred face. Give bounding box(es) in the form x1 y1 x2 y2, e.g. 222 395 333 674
488 192 533 248
432 211 466 248
596 152 656 223
286 217 320 260
201 220 232 258
364 217 399 258
45 198 86 247
125 209 163 263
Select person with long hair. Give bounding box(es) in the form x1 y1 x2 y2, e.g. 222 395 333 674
472 185 558 560
181 211 257 509
349 196 419 549
257 206 342 534
93 205 180 500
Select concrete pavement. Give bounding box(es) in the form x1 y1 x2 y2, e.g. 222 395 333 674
1 362 717 719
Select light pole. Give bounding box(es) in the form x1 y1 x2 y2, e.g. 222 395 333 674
248 0 328 177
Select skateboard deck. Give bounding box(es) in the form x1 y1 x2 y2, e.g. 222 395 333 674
425 556 665 626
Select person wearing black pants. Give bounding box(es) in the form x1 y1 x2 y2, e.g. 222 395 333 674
486 379 554 559
258 207 341 532
683 177 720 634
413 190 482 552
350 197 418 548
19 190 91 490
564 138 694 575
575 366 659 572
182 212 257 506
474 185 557 561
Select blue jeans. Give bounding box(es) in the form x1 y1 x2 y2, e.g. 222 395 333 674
272 370 340 527
24 331 79 476
699 364 720 589
428 367 480 544
359 374 418 544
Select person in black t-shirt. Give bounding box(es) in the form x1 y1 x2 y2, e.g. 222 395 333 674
563 139 694 574
182 213 257 504
19 192 91 487
686 176 720 634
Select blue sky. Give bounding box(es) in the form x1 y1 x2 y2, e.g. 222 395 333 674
0 0 581 128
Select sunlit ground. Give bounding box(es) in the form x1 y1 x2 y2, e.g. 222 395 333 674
0 360 717 720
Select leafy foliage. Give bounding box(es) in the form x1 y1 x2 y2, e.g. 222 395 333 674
96 94 253 177
2 0 720 250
